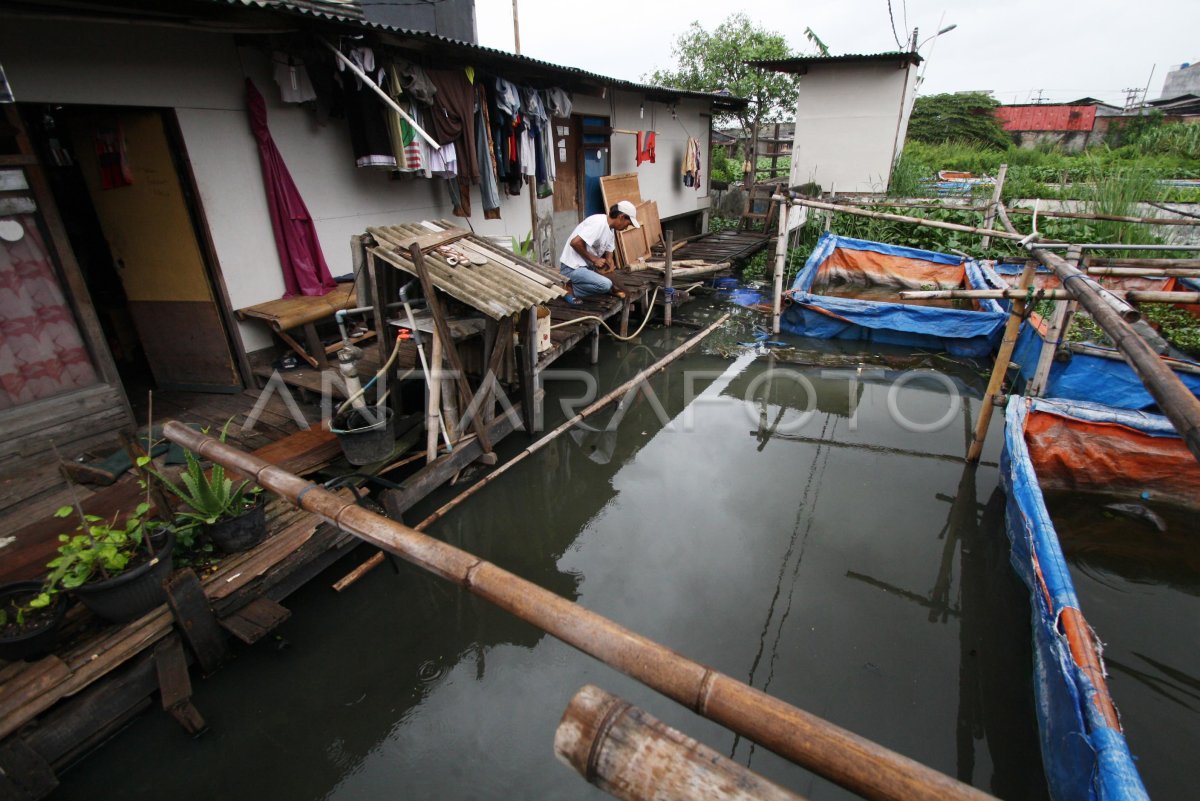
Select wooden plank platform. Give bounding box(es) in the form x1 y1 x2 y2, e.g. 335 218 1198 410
655 230 770 264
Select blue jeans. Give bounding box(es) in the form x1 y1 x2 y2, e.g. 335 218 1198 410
559 263 612 298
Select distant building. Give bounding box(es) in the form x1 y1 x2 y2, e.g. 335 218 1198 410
1158 62 1200 101
995 98 1124 151
751 52 922 193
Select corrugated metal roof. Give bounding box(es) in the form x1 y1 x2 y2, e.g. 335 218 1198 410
366 222 564 320
217 0 748 109
750 52 921 74
995 105 1097 132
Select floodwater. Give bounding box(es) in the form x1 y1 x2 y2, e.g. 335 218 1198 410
52 299 1073 800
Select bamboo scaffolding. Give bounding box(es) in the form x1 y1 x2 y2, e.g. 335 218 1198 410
556 685 807 801
1028 246 1083 397
994 202 1200 463
163 420 995 801
967 262 1035 463
900 289 1200 303
788 197 1029 242
783 195 1200 462
333 313 733 590
1006 206 1200 226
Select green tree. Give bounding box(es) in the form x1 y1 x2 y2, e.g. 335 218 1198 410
907 92 1011 150
646 13 799 145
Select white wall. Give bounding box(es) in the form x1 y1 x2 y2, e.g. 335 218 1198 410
788 61 917 194
570 92 712 219
1 19 717 352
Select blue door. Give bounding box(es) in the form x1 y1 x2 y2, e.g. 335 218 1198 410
582 115 609 216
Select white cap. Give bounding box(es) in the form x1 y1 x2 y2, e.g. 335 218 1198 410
615 199 641 228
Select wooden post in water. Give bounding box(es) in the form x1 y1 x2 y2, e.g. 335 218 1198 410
771 196 789 334
979 163 1007 251
966 262 1036 463
163 417 998 801
664 229 674 327
426 331 443 464
556 685 808 801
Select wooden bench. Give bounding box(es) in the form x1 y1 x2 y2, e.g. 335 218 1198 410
236 284 373 369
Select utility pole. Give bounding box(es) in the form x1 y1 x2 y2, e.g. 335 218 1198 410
1122 87 1144 112
1031 89 1046 104
512 0 521 54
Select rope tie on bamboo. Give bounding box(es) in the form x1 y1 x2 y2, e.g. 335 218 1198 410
295 482 322 507
663 286 675 305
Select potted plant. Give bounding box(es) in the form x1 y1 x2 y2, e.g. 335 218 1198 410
0 580 67 661
156 448 266 554
47 502 175 624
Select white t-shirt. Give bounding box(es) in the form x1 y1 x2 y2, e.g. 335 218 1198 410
559 214 614 268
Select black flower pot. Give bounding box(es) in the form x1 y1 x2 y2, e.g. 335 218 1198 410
0 581 67 662
207 498 267 553
72 530 175 623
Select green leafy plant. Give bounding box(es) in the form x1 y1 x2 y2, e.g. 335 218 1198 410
511 231 535 259
46 502 163 593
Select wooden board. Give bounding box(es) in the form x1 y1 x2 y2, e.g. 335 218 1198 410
639 201 662 250
617 227 649 267
600 173 642 212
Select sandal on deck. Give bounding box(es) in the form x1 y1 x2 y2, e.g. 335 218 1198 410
564 294 584 307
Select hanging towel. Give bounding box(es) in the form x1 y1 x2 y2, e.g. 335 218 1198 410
272 52 317 104
636 130 656 166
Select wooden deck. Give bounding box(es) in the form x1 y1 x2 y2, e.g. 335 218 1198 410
655 230 771 264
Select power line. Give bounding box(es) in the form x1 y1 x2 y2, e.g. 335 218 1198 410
886 0 903 50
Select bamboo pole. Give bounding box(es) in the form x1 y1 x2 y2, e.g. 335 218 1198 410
771 197 789 334
333 313 732 590
556 685 808 801
788 197 1029 241
1086 257 1200 269
664 230 674 328
162 418 997 801
426 331 443 464
1067 342 1200 375
1088 267 1200 277
900 289 1200 304
995 204 1200 463
321 40 440 149
980 164 1007 250
967 262 1036 463
1028 246 1082 397
1006 206 1200 226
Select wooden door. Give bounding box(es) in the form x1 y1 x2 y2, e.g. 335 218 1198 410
70 110 239 392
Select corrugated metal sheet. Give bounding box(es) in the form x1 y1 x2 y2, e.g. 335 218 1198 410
216 0 747 109
995 105 1097 132
751 52 922 74
367 222 564 320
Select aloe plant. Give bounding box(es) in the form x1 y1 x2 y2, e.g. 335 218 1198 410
156 449 260 527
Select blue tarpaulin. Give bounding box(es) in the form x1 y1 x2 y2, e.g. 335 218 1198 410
1011 323 1200 410
1001 397 1153 801
780 233 1009 357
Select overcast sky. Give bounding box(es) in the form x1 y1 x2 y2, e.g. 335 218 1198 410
475 0 1198 108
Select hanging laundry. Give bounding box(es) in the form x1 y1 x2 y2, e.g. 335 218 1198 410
487 77 524 195
543 87 573 119
383 64 428 173
272 52 317 104
428 142 458 178
389 56 437 105
426 67 480 183
520 86 554 196
94 121 133 189
475 83 502 219
682 136 702 189
335 46 397 170
636 130 656 166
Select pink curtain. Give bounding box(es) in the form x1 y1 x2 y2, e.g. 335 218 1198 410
0 216 98 410
246 78 337 298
